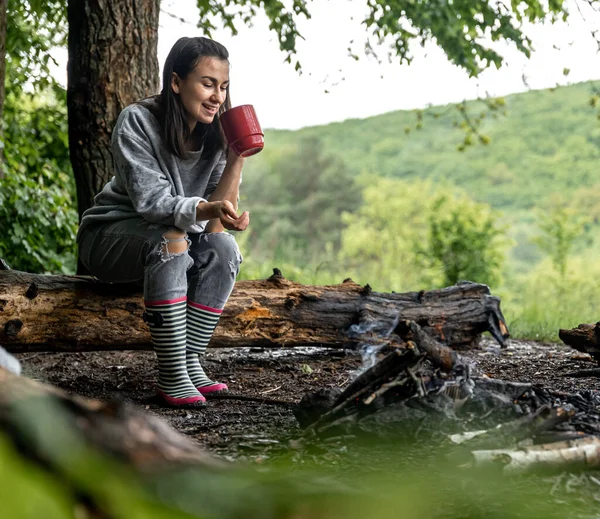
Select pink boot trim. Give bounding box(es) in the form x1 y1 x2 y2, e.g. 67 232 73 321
197 382 229 395
156 390 206 406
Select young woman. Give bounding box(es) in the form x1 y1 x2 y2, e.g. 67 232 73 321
77 36 249 407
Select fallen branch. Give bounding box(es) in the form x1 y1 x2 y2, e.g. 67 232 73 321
394 320 461 371
449 406 575 449
563 368 600 378
470 436 600 474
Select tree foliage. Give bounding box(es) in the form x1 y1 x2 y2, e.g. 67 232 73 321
424 193 508 288
532 203 588 280
196 0 570 76
0 88 77 273
338 177 437 291
334 177 507 291
196 0 310 70
5 0 67 94
0 1 75 273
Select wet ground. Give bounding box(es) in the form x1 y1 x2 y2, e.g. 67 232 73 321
14 335 600 460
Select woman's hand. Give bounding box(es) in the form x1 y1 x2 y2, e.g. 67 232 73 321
213 200 249 231
197 200 249 231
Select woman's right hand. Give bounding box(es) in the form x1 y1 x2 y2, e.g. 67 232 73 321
197 200 249 231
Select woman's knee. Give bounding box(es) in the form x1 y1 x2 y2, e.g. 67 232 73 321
160 229 191 260
200 232 243 273
145 228 194 273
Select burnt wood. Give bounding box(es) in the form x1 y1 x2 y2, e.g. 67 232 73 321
559 322 600 362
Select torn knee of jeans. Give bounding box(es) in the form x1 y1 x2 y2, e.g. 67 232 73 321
158 231 191 263
200 231 230 242
200 231 239 242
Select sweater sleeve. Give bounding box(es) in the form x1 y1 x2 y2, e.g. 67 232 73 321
112 129 204 229
203 150 243 207
204 150 226 199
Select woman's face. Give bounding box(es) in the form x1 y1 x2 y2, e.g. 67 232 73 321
172 56 229 128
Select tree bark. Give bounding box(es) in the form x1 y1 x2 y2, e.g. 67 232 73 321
559 322 600 362
0 269 509 353
67 0 160 222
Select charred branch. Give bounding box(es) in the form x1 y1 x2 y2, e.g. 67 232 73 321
559 322 600 363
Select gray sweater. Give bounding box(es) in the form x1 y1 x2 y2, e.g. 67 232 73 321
78 104 227 236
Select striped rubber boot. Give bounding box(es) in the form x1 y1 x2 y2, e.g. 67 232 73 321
144 298 206 406
186 302 228 395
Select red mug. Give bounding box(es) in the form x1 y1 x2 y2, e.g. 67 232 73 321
219 105 265 157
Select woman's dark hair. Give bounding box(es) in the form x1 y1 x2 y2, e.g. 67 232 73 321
139 36 231 159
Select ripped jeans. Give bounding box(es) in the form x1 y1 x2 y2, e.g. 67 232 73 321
77 218 242 307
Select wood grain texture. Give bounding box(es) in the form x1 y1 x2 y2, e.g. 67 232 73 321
0 270 509 353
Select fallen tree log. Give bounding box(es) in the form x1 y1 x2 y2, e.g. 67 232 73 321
0 367 222 470
0 268 509 353
559 322 600 363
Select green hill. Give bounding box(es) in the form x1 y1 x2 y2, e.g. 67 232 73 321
244 80 600 270
261 81 599 211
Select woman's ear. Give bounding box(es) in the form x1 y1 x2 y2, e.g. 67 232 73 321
171 72 180 94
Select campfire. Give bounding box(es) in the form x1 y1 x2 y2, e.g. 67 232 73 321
295 318 600 474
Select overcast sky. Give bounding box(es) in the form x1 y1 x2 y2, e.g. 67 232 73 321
54 0 600 130
158 0 600 130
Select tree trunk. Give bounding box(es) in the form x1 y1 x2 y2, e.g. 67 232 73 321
0 269 509 353
67 0 160 222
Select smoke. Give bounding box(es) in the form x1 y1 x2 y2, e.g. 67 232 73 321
348 314 401 378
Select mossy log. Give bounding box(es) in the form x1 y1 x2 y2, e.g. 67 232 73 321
0 268 509 353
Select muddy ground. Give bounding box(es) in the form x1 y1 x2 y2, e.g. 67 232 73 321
14 335 600 461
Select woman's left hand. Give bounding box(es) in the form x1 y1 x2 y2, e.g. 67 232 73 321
214 200 249 231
